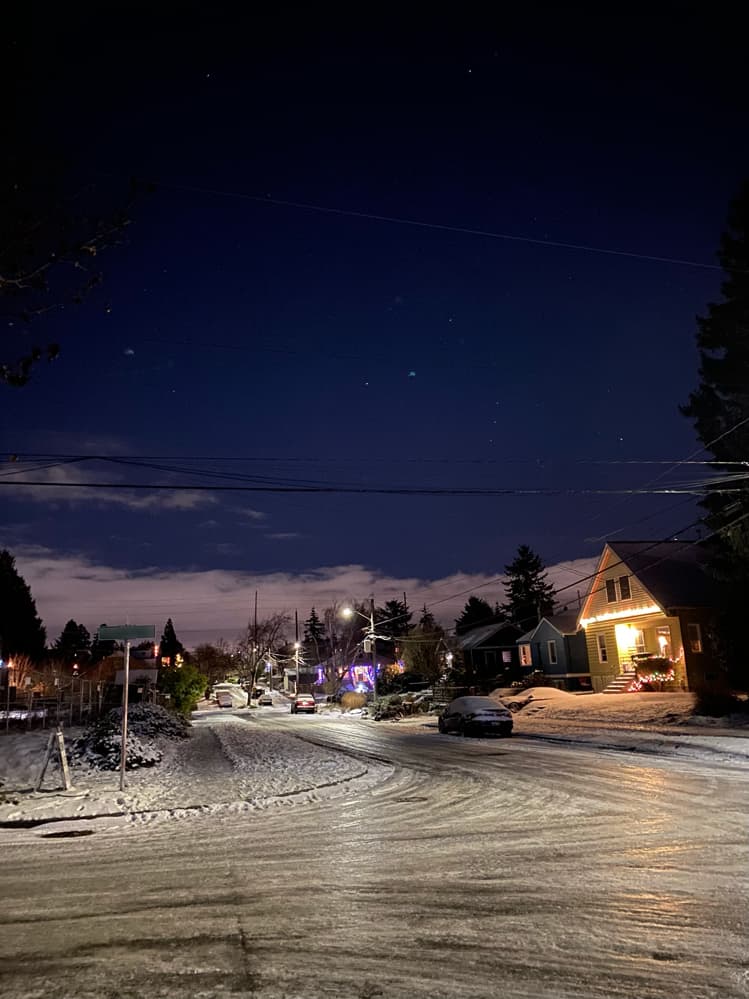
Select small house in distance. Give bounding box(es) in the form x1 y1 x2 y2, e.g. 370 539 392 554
456 622 523 688
578 541 717 692
515 611 591 690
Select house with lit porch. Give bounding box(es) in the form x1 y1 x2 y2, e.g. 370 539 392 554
577 541 718 692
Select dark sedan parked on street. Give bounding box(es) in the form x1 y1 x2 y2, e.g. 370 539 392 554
438 696 513 737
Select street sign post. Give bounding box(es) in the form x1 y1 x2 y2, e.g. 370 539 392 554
97 625 155 790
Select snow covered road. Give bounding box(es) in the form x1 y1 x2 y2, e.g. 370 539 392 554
1 711 748 998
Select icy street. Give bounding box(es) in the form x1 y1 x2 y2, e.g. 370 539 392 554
1 710 748 998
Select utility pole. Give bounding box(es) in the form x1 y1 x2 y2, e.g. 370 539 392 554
120 639 131 793
369 596 378 701
295 609 300 694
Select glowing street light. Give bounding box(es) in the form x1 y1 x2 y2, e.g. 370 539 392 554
340 598 392 701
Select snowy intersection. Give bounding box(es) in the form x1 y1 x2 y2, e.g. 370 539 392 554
0 710 390 828
2 691 749 830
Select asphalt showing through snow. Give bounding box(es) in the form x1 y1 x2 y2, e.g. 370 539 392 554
0 710 748 998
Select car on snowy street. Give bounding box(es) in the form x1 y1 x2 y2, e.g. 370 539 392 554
290 693 316 714
257 691 273 706
438 696 513 737
213 683 249 708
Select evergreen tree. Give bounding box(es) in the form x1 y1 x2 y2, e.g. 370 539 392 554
52 619 91 663
501 545 556 632
159 618 185 668
303 607 327 663
377 598 412 637
0 549 46 660
682 182 749 681
401 605 447 681
454 595 494 634
90 626 118 665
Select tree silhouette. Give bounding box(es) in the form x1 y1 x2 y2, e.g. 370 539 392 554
501 545 555 632
0 549 46 660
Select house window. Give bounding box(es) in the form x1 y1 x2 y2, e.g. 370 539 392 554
502 650 512 663
597 634 608 663
519 644 532 666
618 575 631 600
687 623 703 653
605 579 617 602
547 640 558 665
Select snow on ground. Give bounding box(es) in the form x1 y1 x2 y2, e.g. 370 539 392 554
3 691 749 827
0 710 385 827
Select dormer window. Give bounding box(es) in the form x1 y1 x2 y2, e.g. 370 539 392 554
618 575 631 600
606 579 617 602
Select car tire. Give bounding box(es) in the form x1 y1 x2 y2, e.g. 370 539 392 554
438 718 445 733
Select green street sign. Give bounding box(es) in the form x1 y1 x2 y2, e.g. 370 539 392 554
98 625 155 640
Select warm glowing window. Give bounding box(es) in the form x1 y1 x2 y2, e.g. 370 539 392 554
687 623 703 653
519 644 532 666
618 575 631 600
547 640 557 665
597 634 608 662
605 579 617 602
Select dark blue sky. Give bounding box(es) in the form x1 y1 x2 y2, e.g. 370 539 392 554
2 4 747 633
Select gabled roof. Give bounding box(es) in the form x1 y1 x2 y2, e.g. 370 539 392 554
605 541 715 609
516 610 580 644
457 621 521 650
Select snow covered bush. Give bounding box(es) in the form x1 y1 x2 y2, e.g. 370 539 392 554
75 703 190 770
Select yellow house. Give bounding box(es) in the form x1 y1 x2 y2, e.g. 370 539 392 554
577 541 717 692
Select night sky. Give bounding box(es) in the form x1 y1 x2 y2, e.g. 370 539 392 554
3 6 747 643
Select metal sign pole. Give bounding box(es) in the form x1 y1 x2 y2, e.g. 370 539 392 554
119 639 131 792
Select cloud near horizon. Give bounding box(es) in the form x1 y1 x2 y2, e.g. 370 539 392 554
2 464 219 512
9 545 598 647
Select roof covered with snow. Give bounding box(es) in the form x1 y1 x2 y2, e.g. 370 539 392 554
456 622 522 650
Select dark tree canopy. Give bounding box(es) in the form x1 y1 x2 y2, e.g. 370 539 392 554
682 182 749 681
52 619 91 662
159 617 185 668
377 598 412 638
501 545 556 633
0 549 46 660
303 607 328 663
682 182 749 560
455 595 495 635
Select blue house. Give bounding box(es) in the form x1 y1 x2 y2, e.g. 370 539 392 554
515 611 591 690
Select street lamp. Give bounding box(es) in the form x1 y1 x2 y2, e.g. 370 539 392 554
341 598 390 701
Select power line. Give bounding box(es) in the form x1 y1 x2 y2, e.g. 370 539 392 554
5 451 744 467
0 479 738 497
152 178 730 273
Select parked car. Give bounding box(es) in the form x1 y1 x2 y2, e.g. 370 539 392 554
212 683 249 708
290 694 316 714
438 696 513 737
257 691 273 706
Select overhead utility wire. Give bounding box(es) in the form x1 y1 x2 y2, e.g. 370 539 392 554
0 480 739 496
587 412 749 538
154 179 730 273
6 451 745 467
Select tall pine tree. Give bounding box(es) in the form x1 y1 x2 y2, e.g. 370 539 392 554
0 549 46 660
377 598 412 638
303 607 327 663
682 181 749 681
159 618 185 667
52 620 91 663
501 545 555 633
454 595 495 634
